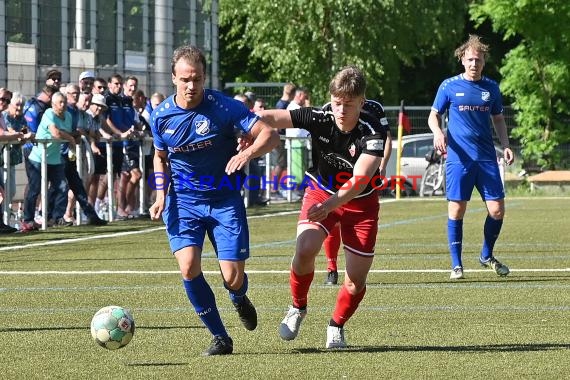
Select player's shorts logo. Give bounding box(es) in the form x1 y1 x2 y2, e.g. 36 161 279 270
481 91 490 102
195 120 210 135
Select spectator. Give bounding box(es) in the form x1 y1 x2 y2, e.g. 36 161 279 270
104 74 135 219
79 71 96 94
92 77 107 95
2 92 31 202
20 92 76 232
286 87 311 196
46 69 62 88
86 94 114 217
61 85 107 226
270 83 296 199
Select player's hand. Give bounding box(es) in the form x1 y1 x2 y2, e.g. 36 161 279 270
237 133 254 152
307 202 329 222
149 200 165 221
503 147 515 166
433 132 447 154
225 152 250 175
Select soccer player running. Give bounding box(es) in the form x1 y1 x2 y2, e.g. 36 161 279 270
427 35 514 280
257 66 389 348
149 45 279 356
320 100 393 285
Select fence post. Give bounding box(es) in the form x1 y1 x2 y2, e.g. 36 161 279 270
40 142 48 230
106 140 114 222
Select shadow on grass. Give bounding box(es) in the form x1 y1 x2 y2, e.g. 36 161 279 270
294 342 570 354
368 276 570 286
126 362 188 367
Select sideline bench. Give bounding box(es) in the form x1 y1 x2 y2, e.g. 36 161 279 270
527 170 570 192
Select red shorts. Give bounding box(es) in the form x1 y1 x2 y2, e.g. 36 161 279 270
299 183 379 257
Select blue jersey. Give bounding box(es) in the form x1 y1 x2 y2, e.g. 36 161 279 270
23 96 51 150
3 111 27 132
151 89 259 200
431 74 503 162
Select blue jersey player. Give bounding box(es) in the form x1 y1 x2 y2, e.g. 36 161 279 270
149 45 279 356
428 35 515 280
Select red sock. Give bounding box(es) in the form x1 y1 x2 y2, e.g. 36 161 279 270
324 224 341 271
331 285 366 326
290 270 314 309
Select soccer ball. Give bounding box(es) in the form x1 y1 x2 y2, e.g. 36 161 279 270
90 306 135 350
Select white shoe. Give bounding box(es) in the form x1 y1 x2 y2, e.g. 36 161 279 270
326 325 347 348
480 257 510 277
450 266 464 280
279 306 306 341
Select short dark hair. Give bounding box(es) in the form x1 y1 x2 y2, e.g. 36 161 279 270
329 65 366 98
46 69 62 80
171 45 207 75
109 73 123 84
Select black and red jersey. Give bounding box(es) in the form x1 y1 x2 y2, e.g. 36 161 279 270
289 104 389 197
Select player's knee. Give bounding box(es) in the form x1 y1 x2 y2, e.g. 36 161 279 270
222 272 243 290
489 208 504 220
344 280 365 295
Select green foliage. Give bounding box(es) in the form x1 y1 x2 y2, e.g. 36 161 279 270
219 0 466 104
470 0 570 169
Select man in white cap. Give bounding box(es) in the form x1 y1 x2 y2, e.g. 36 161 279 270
79 71 95 94
86 93 115 218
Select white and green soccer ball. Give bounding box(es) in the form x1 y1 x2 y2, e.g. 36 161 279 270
90 306 135 350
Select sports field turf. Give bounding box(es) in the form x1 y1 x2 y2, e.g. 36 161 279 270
1 197 569 379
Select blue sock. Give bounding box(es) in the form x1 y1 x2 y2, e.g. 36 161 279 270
480 215 503 262
182 273 228 338
225 273 248 305
448 218 463 268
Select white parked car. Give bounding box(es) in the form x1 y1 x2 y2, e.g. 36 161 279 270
383 133 434 197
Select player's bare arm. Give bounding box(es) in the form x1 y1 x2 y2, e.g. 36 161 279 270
428 110 447 153
492 113 514 165
149 148 169 220
48 124 76 149
225 120 279 175
308 153 382 222
256 109 295 130
378 130 392 176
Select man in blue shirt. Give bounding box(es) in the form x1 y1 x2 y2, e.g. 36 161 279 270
149 45 279 356
428 35 515 280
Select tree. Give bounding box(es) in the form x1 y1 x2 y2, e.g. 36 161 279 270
471 0 570 169
219 0 467 105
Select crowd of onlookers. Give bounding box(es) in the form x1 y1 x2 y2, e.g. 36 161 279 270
0 69 165 234
0 77 310 234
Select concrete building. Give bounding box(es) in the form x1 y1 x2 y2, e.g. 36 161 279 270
0 0 220 97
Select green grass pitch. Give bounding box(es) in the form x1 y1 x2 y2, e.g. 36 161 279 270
1 197 569 379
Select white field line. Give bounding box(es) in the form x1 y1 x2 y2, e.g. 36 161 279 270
0 226 166 252
0 196 566 253
0 268 569 275
0 210 308 253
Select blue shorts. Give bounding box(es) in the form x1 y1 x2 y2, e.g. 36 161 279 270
163 192 250 260
446 160 505 201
